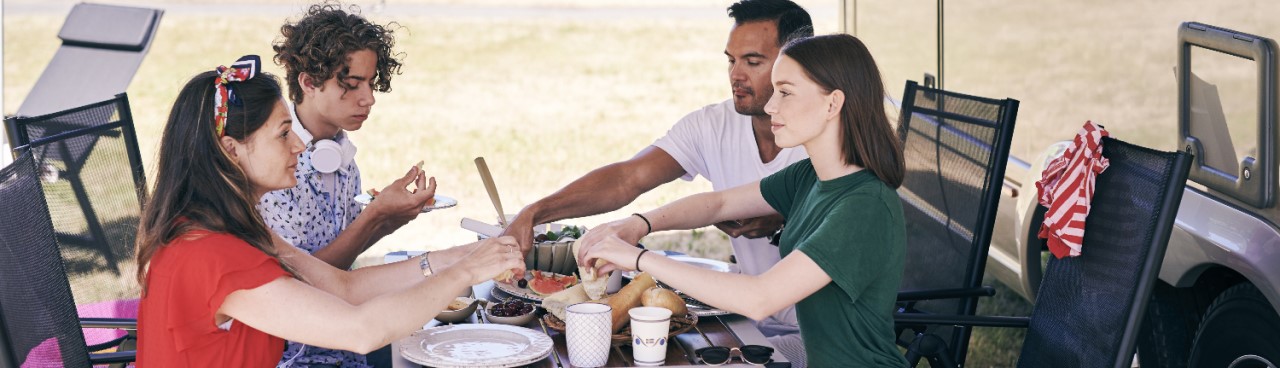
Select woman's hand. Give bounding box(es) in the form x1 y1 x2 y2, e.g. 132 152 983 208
579 234 645 276
499 212 537 255
438 236 525 285
576 216 646 253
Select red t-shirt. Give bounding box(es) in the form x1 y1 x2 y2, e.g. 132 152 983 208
138 230 290 367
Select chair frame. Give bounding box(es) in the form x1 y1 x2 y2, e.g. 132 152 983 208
0 151 137 367
896 137 1193 368
7 93 148 274
893 80 1020 366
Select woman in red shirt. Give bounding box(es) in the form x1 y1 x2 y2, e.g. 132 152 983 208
135 56 526 367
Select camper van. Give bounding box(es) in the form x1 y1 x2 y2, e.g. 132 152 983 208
841 1 1280 366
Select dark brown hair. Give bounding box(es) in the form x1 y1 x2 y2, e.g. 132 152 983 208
727 0 814 46
274 1 403 104
136 70 296 286
781 34 905 188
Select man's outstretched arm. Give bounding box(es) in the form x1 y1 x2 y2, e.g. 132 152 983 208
501 146 686 253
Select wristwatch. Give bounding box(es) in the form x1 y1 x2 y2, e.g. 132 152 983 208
419 252 434 277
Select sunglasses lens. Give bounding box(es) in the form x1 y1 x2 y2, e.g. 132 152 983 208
741 345 774 364
698 347 731 365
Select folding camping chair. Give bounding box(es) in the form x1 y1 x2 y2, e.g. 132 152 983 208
0 151 136 368
897 137 1193 368
892 80 1020 366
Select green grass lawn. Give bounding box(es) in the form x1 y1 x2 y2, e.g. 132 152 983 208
4 2 1027 364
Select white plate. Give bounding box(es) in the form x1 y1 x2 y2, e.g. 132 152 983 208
492 272 577 302
622 255 738 279
669 255 735 273
354 193 457 212
398 324 553 368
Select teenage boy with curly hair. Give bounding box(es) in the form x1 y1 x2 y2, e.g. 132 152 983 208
258 3 431 367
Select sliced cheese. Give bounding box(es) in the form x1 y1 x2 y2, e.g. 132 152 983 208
541 283 590 321
446 297 476 311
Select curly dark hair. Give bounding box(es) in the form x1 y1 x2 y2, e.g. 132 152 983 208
273 2 404 104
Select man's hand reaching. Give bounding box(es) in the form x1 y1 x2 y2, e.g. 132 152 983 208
713 213 784 239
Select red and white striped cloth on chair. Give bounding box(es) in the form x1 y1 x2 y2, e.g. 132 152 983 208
1036 121 1110 258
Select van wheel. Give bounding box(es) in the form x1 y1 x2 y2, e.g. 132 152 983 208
1137 281 1197 368
1188 283 1280 367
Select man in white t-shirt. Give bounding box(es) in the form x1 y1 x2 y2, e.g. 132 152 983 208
502 0 814 365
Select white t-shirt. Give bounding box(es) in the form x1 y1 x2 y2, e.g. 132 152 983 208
652 99 809 335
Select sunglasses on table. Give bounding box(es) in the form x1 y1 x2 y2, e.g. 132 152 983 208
695 345 774 365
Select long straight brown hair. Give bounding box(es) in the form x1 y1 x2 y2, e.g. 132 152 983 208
135 70 296 286
781 34 905 188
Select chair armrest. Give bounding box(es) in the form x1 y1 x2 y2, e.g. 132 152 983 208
89 351 136 364
897 286 996 302
894 313 1031 328
80 317 136 329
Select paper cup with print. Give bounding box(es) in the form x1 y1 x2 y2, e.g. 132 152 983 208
629 306 673 366
565 302 612 367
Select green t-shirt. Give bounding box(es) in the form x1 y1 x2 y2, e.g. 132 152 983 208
760 159 908 367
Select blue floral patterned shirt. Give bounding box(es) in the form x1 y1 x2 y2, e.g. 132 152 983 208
256 104 369 367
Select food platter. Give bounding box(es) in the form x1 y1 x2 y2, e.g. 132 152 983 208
354 193 457 212
398 324 553 368
492 271 577 302
621 255 735 317
541 311 698 346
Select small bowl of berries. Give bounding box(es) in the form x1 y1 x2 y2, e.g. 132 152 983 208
485 299 537 326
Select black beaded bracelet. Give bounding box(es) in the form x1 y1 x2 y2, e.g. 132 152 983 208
635 249 650 273
632 213 653 235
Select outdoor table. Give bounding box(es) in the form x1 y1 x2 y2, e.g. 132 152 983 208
385 251 791 368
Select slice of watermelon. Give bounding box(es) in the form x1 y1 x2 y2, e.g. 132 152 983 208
528 270 579 296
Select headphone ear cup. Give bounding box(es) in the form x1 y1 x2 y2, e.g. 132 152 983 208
311 139 343 173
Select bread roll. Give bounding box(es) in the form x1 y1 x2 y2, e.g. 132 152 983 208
641 287 688 316
608 272 656 332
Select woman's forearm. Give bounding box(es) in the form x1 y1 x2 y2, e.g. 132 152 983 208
646 182 773 234
340 240 481 302
631 250 830 321
222 266 474 354
636 253 783 320
351 267 473 351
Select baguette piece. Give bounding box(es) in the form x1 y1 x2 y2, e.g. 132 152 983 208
541 283 591 321
572 240 610 300
608 272 656 332
493 269 515 283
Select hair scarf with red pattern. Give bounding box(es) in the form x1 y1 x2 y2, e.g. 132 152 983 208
213 55 262 137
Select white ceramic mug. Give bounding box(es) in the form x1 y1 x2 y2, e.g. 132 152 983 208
629 306 673 366
565 302 612 367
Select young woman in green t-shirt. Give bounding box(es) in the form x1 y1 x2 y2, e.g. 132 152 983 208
577 34 910 367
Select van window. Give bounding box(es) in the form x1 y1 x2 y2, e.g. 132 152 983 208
1188 45 1259 177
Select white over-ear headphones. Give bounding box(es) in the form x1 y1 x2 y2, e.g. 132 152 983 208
288 102 356 174
309 135 356 173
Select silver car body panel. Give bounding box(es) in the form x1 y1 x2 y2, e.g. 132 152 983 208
1164 186 1280 309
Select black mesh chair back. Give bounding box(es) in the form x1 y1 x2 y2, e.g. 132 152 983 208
895 80 1019 364
6 93 146 306
1017 137 1191 368
0 151 93 368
